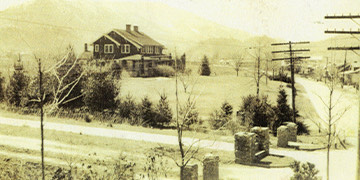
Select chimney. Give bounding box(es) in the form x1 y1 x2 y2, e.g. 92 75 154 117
84 43 88 52
126 24 131 32
134 25 139 32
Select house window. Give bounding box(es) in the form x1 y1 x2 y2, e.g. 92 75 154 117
104 44 114 53
155 47 159 54
141 48 145 53
121 44 130 54
145 46 149 54
149 46 153 54
95 44 99 52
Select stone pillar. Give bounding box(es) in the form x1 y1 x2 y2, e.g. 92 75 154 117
183 164 198 180
287 122 297 142
277 125 289 147
250 127 270 154
234 132 256 164
203 154 219 180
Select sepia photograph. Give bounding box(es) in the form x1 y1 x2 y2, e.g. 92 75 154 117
0 0 359 179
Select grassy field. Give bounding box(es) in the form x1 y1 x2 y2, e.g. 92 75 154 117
0 123 237 179
120 72 285 119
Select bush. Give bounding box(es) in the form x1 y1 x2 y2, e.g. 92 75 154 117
140 96 156 127
273 86 293 135
270 72 291 83
154 93 173 127
199 55 211 76
180 98 199 129
296 120 310 135
111 61 122 79
152 65 175 77
6 70 29 107
56 47 85 109
83 71 118 112
238 95 276 129
290 161 320 180
118 94 137 119
209 101 233 130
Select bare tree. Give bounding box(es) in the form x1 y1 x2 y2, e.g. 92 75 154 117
252 47 264 97
33 48 84 180
174 57 202 179
316 64 349 180
179 69 196 93
232 53 244 77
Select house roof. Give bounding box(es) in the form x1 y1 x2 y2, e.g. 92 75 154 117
113 29 164 48
104 34 121 46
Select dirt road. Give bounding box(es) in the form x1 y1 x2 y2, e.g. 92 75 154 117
296 77 359 138
0 116 357 179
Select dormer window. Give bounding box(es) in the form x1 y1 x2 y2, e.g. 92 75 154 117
104 44 114 53
121 44 130 54
95 44 99 52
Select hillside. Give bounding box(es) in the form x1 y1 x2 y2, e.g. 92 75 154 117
0 0 251 57
187 35 281 62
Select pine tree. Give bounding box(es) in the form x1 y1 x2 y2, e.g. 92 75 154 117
181 98 199 129
221 101 233 116
199 55 211 76
141 96 155 126
6 70 29 107
155 93 173 126
274 86 292 133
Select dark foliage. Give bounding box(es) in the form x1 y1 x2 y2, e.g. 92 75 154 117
83 71 118 112
118 94 137 119
56 47 84 109
111 61 122 80
175 53 186 72
270 72 292 83
180 98 199 128
140 96 156 127
209 101 233 130
273 87 293 134
152 65 175 77
154 93 173 127
6 70 29 107
238 95 276 129
26 72 55 108
199 55 211 76
296 120 310 135
290 161 320 180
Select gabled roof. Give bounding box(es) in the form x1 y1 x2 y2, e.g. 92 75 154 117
93 34 121 46
113 29 164 48
104 34 121 46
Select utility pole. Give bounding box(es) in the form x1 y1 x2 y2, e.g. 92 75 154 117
324 13 360 180
272 41 310 123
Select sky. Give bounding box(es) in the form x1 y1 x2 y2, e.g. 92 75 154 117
1 0 360 41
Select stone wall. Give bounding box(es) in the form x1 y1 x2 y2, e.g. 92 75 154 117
250 127 270 154
203 154 219 180
234 132 257 164
183 164 198 180
277 123 297 147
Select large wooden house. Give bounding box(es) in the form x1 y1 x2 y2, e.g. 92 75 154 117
91 24 174 77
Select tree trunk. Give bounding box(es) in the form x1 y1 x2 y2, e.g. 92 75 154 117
38 59 45 180
356 85 360 180
180 166 185 180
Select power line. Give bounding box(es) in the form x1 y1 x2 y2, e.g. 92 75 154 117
272 41 310 124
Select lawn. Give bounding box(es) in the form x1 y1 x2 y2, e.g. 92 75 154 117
120 72 285 120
